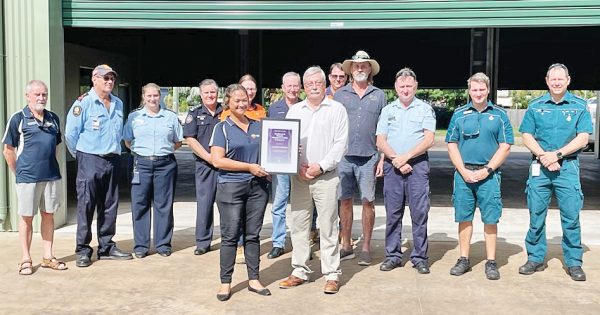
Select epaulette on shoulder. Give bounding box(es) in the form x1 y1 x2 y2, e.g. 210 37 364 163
492 104 507 113
130 106 143 113
528 94 546 106
189 104 202 112
76 92 88 102
453 104 469 113
570 94 587 106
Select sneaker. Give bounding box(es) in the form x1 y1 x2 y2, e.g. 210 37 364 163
450 257 471 276
357 251 372 266
485 260 500 280
340 248 355 261
235 246 245 264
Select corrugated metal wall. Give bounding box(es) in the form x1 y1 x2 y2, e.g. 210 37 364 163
63 0 600 29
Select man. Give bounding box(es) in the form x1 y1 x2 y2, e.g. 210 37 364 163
376 68 435 274
266 72 301 259
518 63 592 281
334 50 386 265
446 73 514 280
65 64 132 267
184 79 223 256
325 63 347 99
279 66 348 294
3 80 67 274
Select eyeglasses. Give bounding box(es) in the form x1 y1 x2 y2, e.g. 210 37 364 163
96 75 115 82
329 75 346 80
305 81 325 88
245 87 257 92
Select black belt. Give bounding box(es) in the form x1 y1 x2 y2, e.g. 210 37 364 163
464 163 486 171
385 152 429 165
96 153 119 158
531 154 576 165
136 154 174 161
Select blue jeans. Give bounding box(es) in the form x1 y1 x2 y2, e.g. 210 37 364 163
271 174 290 248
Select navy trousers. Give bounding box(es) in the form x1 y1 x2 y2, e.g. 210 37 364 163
216 178 269 283
194 161 218 250
383 157 430 265
75 152 120 257
131 156 177 254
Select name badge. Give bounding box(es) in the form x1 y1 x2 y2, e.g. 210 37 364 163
531 162 541 177
92 118 100 130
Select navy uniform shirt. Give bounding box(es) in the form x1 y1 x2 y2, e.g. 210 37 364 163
2 106 62 183
519 92 592 156
334 83 386 157
267 98 295 119
123 107 184 156
446 101 514 165
183 104 223 160
65 88 124 157
209 117 262 183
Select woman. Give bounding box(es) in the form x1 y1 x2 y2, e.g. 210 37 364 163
123 83 183 258
210 84 271 301
220 74 266 121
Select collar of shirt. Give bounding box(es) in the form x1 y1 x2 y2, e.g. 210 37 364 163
140 106 166 118
390 97 424 110
339 83 379 98
298 96 334 110
89 88 117 112
21 106 52 126
464 101 495 112
201 103 223 116
541 91 575 105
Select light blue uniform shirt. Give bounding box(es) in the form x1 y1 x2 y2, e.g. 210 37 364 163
123 107 184 156
65 88 124 156
446 101 514 165
519 92 592 156
376 97 436 155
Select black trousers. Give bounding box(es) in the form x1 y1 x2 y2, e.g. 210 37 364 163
216 178 269 283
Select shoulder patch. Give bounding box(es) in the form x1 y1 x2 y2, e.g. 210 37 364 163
77 92 88 102
185 114 193 124
130 106 143 113
72 105 82 117
189 104 202 112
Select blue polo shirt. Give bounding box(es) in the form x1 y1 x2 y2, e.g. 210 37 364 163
183 104 223 160
267 98 295 119
209 117 262 183
2 106 62 183
334 83 386 157
123 107 183 156
376 98 436 155
65 88 124 157
519 92 592 156
446 101 514 165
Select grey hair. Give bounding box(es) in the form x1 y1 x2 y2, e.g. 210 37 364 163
282 72 301 84
25 80 48 93
395 67 417 82
303 66 326 83
546 63 570 77
467 72 490 89
199 78 219 89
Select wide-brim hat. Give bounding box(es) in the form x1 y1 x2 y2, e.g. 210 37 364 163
341 50 380 76
92 64 118 77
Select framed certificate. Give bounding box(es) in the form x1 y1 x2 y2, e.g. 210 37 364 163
260 118 301 174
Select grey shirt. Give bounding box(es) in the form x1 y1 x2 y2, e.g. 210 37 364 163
334 83 386 157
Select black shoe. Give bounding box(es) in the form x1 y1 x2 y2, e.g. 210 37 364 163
158 250 172 257
194 247 210 255
518 261 544 275
216 292 231 301
248 286 272 296
76 254 91 268
133 252 148 259
267 247 284 259
98 247 133 260
485 260 500 280
380 259 402 271
567 266 586 281
413 261 430 274
450 257 471 276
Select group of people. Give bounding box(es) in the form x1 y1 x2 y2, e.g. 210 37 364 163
3 52 592 299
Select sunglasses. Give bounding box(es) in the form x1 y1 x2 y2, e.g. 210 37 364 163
329 75 346 80
96 75 116 82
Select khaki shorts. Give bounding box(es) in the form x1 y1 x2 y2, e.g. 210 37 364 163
16 180 61 216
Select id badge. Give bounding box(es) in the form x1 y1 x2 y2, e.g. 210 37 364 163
531 162 541 177
131 171 140 184
92 118 100 130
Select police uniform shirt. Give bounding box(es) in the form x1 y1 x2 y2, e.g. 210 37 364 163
376 98 436 155
334 83 386 157
519 92 592 155
123 107 184 156
2 106 62 183
209 117 262 183
65 88 124 157
183 104 223 159
446 101 514 165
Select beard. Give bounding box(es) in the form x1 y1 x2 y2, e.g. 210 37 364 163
33 103 45 111
353 72 369 83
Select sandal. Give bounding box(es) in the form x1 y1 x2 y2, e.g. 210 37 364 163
18 260 33 275
41 257 68 271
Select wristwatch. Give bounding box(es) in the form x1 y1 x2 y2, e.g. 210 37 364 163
556 151 563 160
484 165 493 174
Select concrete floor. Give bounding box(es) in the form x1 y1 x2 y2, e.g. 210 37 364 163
3 139 600 314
